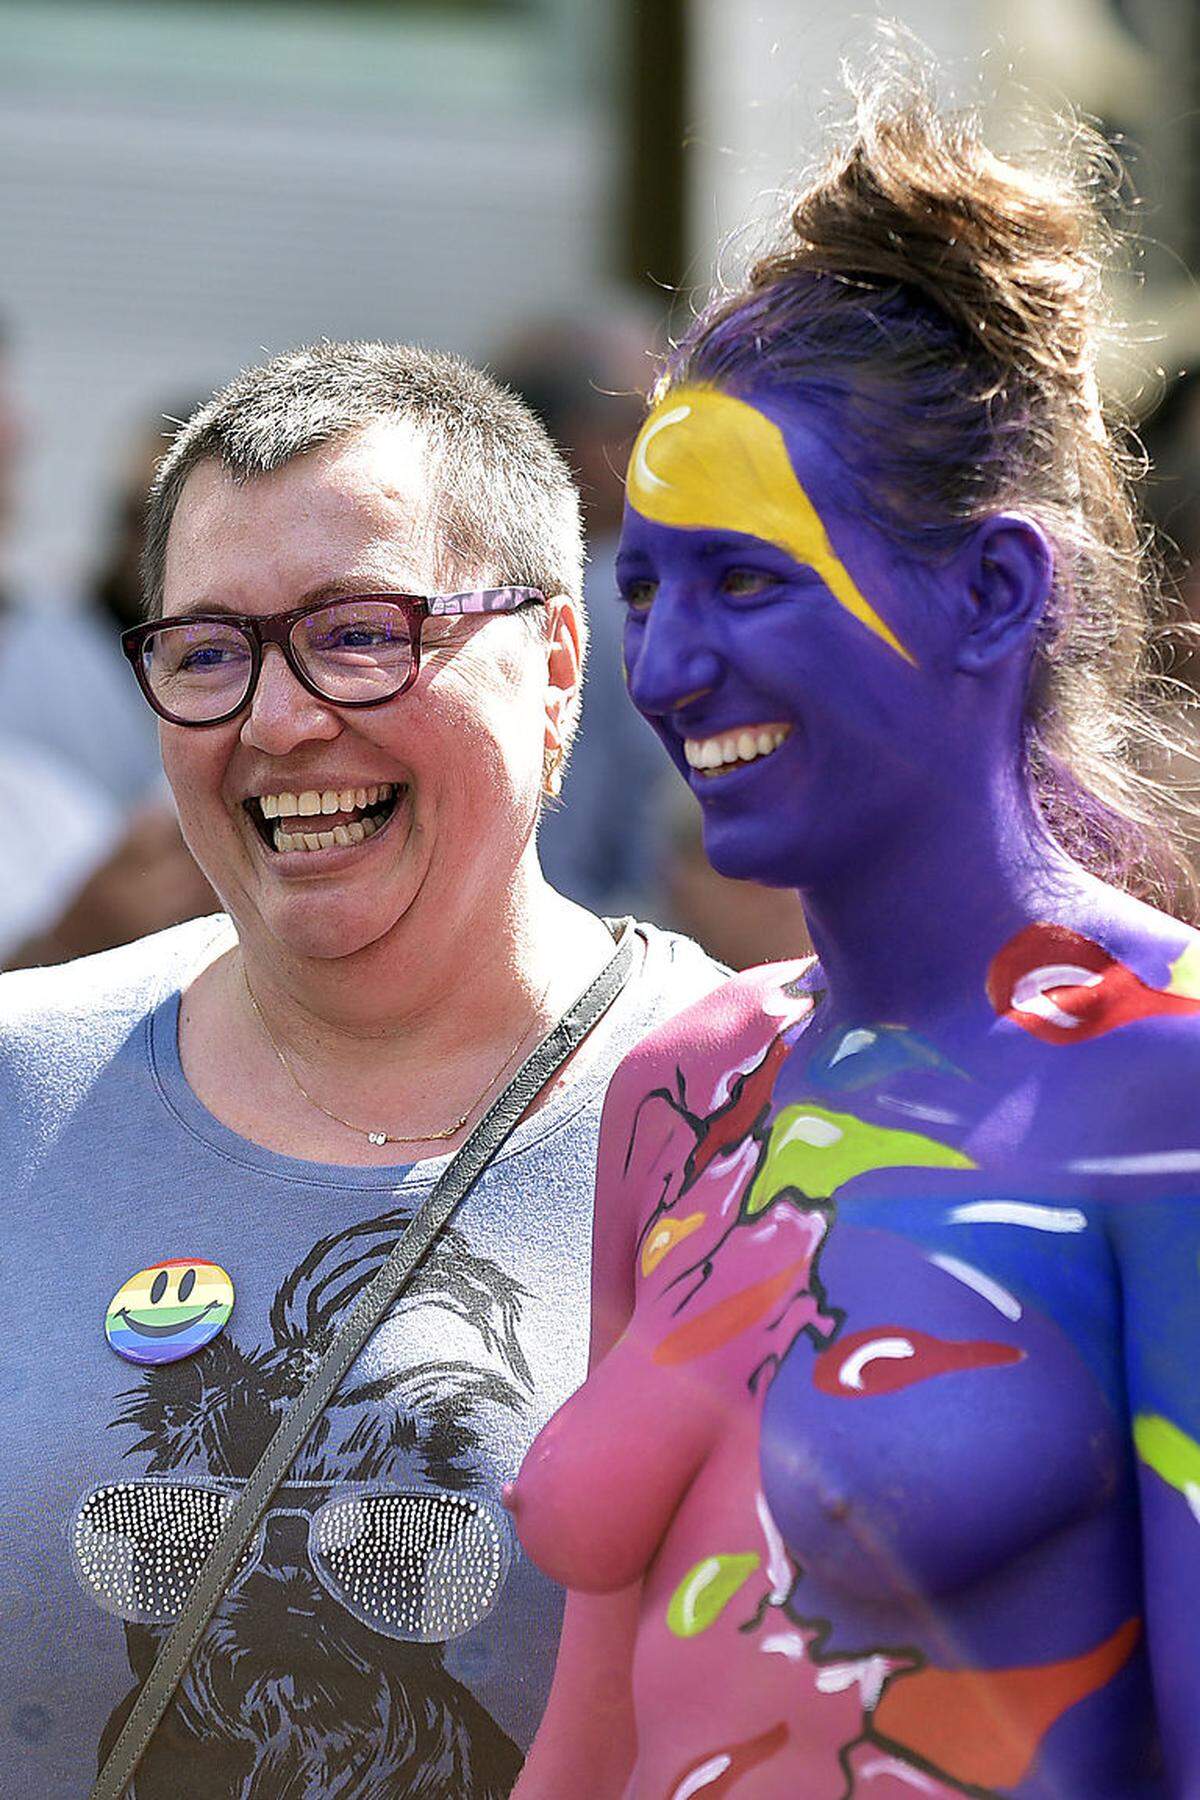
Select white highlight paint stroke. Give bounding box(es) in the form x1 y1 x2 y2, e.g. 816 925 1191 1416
1069 1151 1200 1176
857 1757 942 1793
828 1028 876 1066
671 1754 733 1800
838 1337 914 1391
780 1113 843 1149
815 1654 893 1709
1011 963 1102 1029
948 1201 1087 1232
928 1253 1023 1321
631 402 691 498
755 1489 792 1604
877 1095 961 1126
678 1557 721 1637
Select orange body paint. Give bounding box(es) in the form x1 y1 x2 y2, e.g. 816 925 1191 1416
652 1259 810 1366
872 1616 1141 1788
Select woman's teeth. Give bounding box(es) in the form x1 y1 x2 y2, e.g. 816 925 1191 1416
253 782 399 853
259 784 392 819
273 814 387 853
684 726 790 774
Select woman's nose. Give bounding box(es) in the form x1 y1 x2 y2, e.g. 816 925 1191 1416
624 603 723 720
240 644 342 754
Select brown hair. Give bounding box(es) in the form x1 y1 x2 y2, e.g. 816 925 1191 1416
667 50 1196 909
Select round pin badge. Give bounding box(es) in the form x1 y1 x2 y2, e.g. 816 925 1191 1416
105 1259 234 1366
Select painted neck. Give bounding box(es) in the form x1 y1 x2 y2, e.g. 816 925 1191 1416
799 761 1088 1026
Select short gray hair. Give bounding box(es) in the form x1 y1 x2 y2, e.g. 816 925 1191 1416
143 340 585 620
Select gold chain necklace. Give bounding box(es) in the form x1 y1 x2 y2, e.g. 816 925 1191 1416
241 962 553 1146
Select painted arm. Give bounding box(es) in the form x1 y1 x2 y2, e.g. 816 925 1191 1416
511 974 808 1795
1112 1193 1200 1792
510 1583 640 1799
509 1049 652 1798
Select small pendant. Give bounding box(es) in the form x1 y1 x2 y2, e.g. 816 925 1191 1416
368 1131 388 1146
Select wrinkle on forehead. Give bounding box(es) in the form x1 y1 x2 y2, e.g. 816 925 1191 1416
626 384 916 665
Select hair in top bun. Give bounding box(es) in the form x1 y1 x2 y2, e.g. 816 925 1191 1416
665 44 1194 908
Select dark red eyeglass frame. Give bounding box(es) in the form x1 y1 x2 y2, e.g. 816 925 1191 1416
120 587 546 726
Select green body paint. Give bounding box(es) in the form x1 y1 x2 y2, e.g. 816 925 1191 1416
666 1553 762 1638
747 1103 975 1212
1133 1412 1200 1498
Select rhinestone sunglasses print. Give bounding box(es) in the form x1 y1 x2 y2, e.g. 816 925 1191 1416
70 1479 513 1642
104 1259 235 1365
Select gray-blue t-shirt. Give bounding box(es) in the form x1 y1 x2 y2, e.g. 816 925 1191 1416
0 915 721 1799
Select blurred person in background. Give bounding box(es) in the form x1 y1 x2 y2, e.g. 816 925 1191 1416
1140 365 1200 668
0 338 211 964
0 339 720 1800
0 334 158 806
495 308 669 920
0 732 121 965
0 770 215 971
86 398 208 649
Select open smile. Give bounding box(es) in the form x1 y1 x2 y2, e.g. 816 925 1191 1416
243 783 403 855
683 723 791 778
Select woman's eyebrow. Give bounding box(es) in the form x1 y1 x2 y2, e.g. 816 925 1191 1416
689 533 797 561
168 580 424 618
162 597 244 619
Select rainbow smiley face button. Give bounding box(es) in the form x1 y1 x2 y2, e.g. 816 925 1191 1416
105 1259 234 1366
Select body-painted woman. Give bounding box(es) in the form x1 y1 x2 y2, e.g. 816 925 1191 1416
506 74 1200 1799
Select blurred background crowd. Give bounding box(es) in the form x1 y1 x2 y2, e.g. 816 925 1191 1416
2 0 1199 972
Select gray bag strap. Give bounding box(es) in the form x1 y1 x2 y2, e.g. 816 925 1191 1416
90 921 638 1800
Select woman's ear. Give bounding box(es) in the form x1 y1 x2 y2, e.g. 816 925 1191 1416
955 514 1053 675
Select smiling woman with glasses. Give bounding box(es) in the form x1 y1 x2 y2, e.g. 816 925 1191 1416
0 340 722 1800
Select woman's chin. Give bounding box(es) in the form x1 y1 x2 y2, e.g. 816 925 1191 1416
701 818 808 890
250 891 420 964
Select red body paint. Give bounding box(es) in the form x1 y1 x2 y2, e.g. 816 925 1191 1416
687 1033 793 1183
668 1721 789 1799
988 922 1200 1046
813 1326 1023 1398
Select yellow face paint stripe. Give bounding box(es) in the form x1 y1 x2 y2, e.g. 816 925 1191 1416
627 384 917 666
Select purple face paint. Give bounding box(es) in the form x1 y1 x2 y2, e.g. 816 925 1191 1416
616 386 975 895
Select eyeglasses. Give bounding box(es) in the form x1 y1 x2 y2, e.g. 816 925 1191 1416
120 587 545 726
71 1477 513 1642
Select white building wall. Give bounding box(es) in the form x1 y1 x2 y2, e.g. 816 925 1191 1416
685 0 991 293
0 1 614 594
683 0 1200 388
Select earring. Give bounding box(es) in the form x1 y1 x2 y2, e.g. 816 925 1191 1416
543 746 564 799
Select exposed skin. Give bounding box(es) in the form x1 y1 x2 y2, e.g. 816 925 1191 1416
508 383 1200 1797
160 418 614 1165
